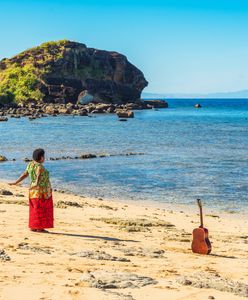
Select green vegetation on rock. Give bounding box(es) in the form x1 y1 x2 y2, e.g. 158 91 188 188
0 40 70 105
0 64 44 104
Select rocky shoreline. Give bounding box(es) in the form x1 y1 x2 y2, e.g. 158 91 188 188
0 152 145 163
0 99 168 121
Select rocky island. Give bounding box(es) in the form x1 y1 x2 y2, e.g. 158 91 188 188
0 40 148 105
0 40 168 119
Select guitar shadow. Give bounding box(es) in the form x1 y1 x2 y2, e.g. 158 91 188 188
210 253 237 259
47 231 139 243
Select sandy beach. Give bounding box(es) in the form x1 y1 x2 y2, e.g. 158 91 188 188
0 181 247 300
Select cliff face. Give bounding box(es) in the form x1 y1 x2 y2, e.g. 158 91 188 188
0 40 148 105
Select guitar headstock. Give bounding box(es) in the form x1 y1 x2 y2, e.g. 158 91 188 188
197 198 202 208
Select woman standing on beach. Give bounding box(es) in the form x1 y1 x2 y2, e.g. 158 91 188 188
9 149 54 232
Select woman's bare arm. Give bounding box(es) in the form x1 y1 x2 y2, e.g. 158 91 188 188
8 171 29 185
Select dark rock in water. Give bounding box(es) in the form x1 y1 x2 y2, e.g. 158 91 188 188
195 103 202 108
0 189 13 196
125 152 145 156
77 109 88 116
0 40 148 105
125 102 143 110
91 108 104 114
119 118 128 122
91 103 112 114
116 110 134 118
106 106 116 113
23 158 32 162
0 155 8 162
0 117 8 122
0 249 11 261
79 154 97 159
142 99 168 108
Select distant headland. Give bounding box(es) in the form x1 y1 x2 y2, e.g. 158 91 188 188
142 90 248 99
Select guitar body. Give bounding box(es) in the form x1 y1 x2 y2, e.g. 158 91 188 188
191 199 212 255
192 227 211 254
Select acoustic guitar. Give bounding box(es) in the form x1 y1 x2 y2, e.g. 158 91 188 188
191 199 212 254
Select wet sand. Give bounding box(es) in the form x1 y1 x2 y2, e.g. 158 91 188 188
0 181 247 300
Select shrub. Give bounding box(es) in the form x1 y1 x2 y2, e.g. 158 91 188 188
0 91 14 105
0 64 44 103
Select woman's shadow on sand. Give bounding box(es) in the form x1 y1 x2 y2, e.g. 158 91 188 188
47 231 138 242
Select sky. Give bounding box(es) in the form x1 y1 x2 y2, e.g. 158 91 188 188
1 0 248 94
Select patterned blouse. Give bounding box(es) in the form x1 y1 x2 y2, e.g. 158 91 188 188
26 161 52 199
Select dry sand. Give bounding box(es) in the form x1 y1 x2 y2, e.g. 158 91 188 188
0 181 247 300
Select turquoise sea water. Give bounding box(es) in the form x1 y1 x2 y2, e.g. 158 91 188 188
0 99 248 212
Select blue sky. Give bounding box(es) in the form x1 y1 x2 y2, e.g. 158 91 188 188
1 0 248 93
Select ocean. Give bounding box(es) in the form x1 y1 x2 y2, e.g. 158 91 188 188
0 99 248 212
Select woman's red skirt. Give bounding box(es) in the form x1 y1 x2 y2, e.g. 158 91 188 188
29 195 54 229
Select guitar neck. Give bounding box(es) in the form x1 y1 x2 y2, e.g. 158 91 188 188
199 205 204 227
197 199 204 228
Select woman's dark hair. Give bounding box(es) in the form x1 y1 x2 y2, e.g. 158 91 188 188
33 148 45 162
